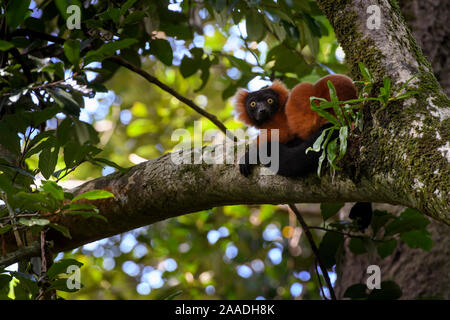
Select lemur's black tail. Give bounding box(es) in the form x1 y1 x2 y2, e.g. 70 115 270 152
349 202 373 230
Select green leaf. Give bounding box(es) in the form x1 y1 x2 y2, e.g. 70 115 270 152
300 19 319 57
267 45 309 74
180 55 201 78
0 125 20 155
0 173 17 195
55 0 82 19
11 273 38 298
398 74 418 93
90 157 128 172
71 190 114 202
394 91 419 100
48 259 83 280
318 231 344 269
67 203 98 212
48 278 83 292
383 77 391 96
107 7 120 23
343 283 368 299
368 281 402 300
306 127 330 154
6 0 31 29
48 88 80 116
0 40 14 51
18 218 50 227
120 0 138 16
320 203 344 221
164 290 183 300
358 62 372 82
337 126 348 161
73 120 100 145
57 118 73 146
266 20 287 42
85 39 138 64
123 11 145 25
370 210 393 235
180 57 199 78
49 223 71 239
63 141 99 168
120 48 141 68
38 143 59 179
64 39 81 66
349 238 366 255
41 180 64 201
246 10 265 42
310 99 340 125
149 39 173 66
400 229 433 251
328 80 338 101
195 63 211 92
13 191 49 206
0 274 12 291
326 137 339 169
377 239 397 258
317 149 326 177
210 0 227 11
64 210 107 222
327 82 346 124
384 208 429 236
32 106 61 127
0 224 12 235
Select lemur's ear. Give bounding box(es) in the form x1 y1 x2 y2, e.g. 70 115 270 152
234 89 255 126
269 80 289 107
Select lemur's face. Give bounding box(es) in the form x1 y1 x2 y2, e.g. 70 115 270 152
245 88 280 126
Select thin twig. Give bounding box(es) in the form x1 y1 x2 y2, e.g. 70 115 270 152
315 259 328 299
3 195 23 248
1 77 72 97
108 56 236 141
56 166 78 183
308 226 386 242
11 29 65 44
288 203 337 300
36 230 51 300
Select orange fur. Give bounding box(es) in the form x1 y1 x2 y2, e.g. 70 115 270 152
235 89 253 126
285 74 357 140
234 80 293 143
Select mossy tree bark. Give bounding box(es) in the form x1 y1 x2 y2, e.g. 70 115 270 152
316 0 450 299
317 0 449 223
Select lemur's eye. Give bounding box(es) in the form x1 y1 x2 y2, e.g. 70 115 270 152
267 98 274 104
250 101 256 107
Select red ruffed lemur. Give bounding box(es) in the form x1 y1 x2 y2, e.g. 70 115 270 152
235 74 372 229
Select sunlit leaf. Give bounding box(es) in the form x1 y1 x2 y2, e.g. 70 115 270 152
71 190 114 202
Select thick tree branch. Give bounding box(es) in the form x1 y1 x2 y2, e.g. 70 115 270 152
0 242 40 267
2 148 401 257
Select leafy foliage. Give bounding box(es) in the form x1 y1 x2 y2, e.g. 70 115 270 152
317 205 433 300
307 63 419 177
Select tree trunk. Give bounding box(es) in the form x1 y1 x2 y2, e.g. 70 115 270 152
316 0 450 299
398 0 450 96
